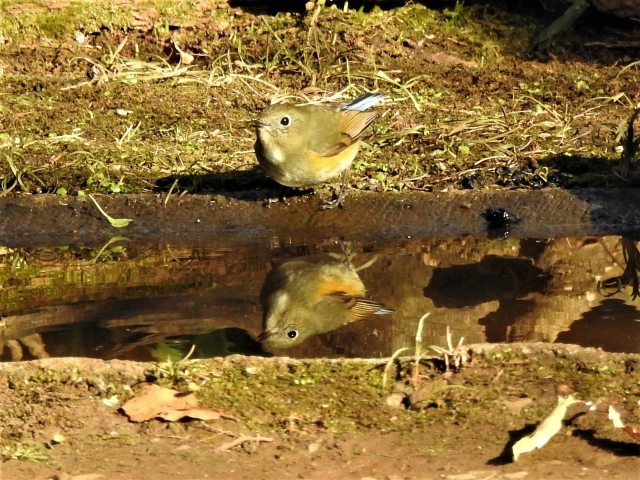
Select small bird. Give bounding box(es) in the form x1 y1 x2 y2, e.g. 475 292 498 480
259 255 393 349
253 93 386 208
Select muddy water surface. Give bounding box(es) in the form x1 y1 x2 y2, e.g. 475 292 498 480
2 232 639 362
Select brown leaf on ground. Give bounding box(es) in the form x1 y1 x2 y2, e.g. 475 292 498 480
623 425 640 442
159 407 222 422
121 384 224 423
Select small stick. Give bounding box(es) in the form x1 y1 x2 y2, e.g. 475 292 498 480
199 423 237 437
215 435 273 452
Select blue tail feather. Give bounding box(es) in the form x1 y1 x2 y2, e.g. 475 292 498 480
344 93 386 111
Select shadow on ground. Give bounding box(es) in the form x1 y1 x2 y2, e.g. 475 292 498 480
155 169 315 202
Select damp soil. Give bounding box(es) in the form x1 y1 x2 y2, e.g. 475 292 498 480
1 345 639 480
1 0 640 478
2 188 640 248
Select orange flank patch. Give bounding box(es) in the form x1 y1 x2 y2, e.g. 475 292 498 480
314 276 365 300
308 141 361 179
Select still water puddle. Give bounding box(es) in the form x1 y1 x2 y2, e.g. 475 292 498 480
1 235 639 362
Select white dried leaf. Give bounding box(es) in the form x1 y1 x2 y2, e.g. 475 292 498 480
608 405 625 429
512 394 583 461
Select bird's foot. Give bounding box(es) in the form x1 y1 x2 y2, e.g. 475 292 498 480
321 186 349 210
321 193 346 210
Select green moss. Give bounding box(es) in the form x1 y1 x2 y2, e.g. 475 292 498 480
197 360 388 432
0 1 132 41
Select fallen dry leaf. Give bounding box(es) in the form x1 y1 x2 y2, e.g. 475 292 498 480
608 405 640 442
608 405 625 428
121 384 224 422
172 41 194 65
159 407 221 422
512 394 583 461
623 425 640 442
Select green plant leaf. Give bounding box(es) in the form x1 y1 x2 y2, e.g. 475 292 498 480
88 194 133 228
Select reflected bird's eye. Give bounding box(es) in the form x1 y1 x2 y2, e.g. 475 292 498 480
287 330 298 339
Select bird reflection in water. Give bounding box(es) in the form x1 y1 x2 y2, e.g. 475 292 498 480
259 254 393 349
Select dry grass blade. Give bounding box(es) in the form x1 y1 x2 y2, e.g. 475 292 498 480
382 347 411 388
430 325 468 372
440 94 619 166
615 60 640 80
216 435 273 452
373 71 424 112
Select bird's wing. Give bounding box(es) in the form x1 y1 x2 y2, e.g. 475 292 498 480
339 110 379 142
315 110 378 157
314 274 365 300
325 294 393 322
348 298 394 319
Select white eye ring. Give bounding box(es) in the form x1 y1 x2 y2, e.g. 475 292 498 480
287 330 298 339
280 116 291 126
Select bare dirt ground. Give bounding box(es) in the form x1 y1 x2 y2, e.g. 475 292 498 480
1 345 639 480
1 0 640 478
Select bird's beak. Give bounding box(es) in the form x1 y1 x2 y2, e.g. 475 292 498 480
250 119 266 129
257 330 272 342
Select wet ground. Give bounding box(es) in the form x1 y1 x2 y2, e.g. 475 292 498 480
1 189 639 478
2 190 640 362
3 188 640 246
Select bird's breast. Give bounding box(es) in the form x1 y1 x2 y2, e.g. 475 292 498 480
256 130 286 165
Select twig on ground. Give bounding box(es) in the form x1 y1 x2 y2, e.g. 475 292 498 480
215 435 273 452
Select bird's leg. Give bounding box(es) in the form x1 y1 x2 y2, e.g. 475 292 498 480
336 240 355 268
321 169 351 210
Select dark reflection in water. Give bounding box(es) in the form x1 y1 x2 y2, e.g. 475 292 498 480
425 255 551 343
1 235 639 361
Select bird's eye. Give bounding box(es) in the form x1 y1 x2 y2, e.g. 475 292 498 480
280 116 291 126
287 330 298 339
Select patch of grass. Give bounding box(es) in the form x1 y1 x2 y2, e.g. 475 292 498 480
1 443 49 463
0 1 133 41
444 1 466 27
0 0 237 43
0 1 637 195
144 344 222 391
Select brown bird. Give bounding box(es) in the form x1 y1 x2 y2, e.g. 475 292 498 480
253 93 386 207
